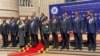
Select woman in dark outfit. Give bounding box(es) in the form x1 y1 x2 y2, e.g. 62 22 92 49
41 16 50 49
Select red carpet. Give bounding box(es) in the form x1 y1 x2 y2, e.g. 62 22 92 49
8 42 44 56
6 34 100 56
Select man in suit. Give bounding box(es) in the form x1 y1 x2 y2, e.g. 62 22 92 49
31 12 40 43
16 17 21 44
50 14 60 49
1 20 9 47
72 12 83 50
32 12 40 28
60 12 73 50
24 16 30 45
39 13 47 43
29 18 38 47
8 17 14 45
10 19 18 47
86 12 97 52
83 11 92 46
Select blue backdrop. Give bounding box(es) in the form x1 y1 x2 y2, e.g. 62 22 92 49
49 0 100 31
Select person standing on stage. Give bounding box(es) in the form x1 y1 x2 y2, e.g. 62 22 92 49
60 12 73 50
40 13 47 43
72 12 83 50
10 19 18 47
24 16 30 45
29 17 38 47
41 16 50 49
50 14 60 49
9 17 14 44
32 12 40 29
18 20 25 48
31 12 40 43
16 17 21 44
1 20 9 47
83 11 92 46
86 12 97 52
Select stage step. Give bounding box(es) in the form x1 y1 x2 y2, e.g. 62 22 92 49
47 43 100 56
47 50 100 56
0 42 19 52
0 47 19 52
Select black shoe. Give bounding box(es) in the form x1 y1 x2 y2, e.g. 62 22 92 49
52 47 56 49
73 48 78 50
56 47 59 49
12 45 17 47
88 48 92 52
66 47 69 50
60 47 64 51
93 49 96 52
79 48 82 50
1 46 6 48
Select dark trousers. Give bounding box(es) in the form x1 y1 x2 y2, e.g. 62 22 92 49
74 33 82 49
88 33 96 50
31 34 38 47
11 34 17 47
2 34 8 47
61 33 69 49
40 28 44 43
52 32 58 48
25 32 30 45
43 33 49 48
16 33 19 44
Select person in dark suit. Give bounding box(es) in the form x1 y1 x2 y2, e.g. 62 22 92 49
41 16 50 49
39 13 47 43
50 14 60 49
83 11 92 46
60 12 73 50
16 17 21 44
86 12 97 52
10 19 18 47
32 12 40 28
0 24 2 34
24 16 30 45
9 17 14 44
29 18 38 47
31 12 40 43
1 20 9 47
72 12 83 50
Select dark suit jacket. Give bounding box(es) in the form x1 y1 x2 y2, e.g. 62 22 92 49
60 17 73 33
40 18 50 34
32 16 40 28
86 17 98 33
1 23 9 34
50 18 60 33
24 20 30 33
0 25 2 34
40 16 47 28
72 16 83 33
10 22 18 35
29 21 38 34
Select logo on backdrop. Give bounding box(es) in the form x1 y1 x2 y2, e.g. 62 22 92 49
51 6 58 14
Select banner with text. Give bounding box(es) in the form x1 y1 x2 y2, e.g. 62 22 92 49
49 0 100 31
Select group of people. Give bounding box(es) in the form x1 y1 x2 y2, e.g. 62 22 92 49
0 11 97 52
